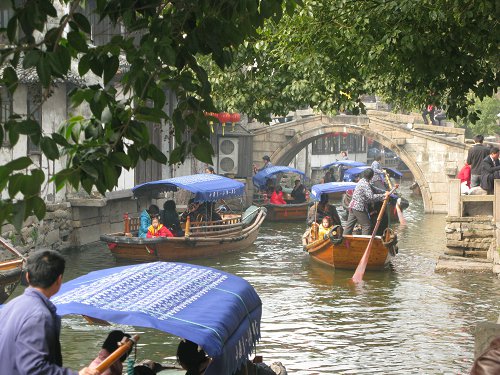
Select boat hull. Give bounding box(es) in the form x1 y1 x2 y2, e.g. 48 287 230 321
101 208 267 262
306 235 395 270
0 260 23 304
265 202 309 222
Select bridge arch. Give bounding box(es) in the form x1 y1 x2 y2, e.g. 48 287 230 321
252 113 469 213
270 118 432 211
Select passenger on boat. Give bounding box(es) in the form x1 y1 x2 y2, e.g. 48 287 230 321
176 339 277 375
161 200 183 236
89 330 132 375
290 179 307 203
181 200 222 222
317 216 333 240
139 204 160 238
320 169 335 184
0 250 99 375
205 166 215 174
146 217 174 238
180 199 201 223
270 186 287 205
344 168 390 235
177 339 210 375
307 195 341 227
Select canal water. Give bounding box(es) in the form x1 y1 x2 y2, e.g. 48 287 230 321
8 188 500 374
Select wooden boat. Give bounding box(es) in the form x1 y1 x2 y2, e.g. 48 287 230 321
305 233 397 270
264 202 309 222
53 261 275 375
253 165 309 221
305 182 398 269
101 174 267 262
0 237 25 304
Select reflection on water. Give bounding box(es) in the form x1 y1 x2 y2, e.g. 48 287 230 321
7 185 500 374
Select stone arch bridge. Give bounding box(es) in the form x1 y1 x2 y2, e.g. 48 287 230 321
251 110 469 214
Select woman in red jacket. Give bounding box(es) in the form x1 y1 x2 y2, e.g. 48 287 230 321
270 186 287 205
146 217 173 238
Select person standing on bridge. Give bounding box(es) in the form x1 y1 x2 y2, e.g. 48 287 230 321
467 135 491 188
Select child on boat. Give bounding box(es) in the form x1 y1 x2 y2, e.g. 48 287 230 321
270 186 286 205
317 216 333 240
146 217 173 238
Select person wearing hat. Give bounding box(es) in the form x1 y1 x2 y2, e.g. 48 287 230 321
253 155 273 174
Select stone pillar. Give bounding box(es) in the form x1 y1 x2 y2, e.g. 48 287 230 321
448 179 461 217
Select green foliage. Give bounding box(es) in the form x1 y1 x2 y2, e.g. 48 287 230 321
207 0 499 122
457 95 500 138
0 0 291 229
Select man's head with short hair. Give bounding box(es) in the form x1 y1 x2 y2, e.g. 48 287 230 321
490 147 499 159
148 204 159 217
474 135 484 144
363 168 375 180
262 155 271 162
374 155 382 162
27 250 65 289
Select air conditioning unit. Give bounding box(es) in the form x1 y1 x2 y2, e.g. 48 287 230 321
218 138 239 175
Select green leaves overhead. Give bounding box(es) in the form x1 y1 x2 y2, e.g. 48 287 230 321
1 0 293 229
207 0 499 122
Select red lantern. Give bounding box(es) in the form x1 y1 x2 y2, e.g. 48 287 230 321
334 132 340 137
342 132 348 138
204 112 218 133
219 112 231 135
229 113 241 132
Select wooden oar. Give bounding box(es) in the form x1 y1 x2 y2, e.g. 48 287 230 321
95 335 140 374
384 171 406 225
352 186 398 283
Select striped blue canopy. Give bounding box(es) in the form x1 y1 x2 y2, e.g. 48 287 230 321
321 160 366 170
132 174 245 202
52 262 261 375
252 166 305 189
310 182 358 200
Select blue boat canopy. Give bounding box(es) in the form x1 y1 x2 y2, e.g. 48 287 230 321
310 182 358 200
343 166 403 181
252 166 306 189
321 160 366 170
132 174 245 202
384 167 403 178
52 262 262 375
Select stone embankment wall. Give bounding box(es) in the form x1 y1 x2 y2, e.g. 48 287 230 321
0 192 140 254
445 216 495 258
1 203 73 255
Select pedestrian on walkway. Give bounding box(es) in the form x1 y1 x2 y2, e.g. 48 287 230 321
467 135 491 187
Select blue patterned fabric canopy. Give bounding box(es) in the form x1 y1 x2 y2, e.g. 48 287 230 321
132 174 245 202
252 166 305 189
321 160 366 170
52 262 262 375
310 182 358 200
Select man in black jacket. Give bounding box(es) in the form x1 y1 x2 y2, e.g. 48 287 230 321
467 135 490 187
480 147 500 194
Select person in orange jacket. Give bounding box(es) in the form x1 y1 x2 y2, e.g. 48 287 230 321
146 217 173 238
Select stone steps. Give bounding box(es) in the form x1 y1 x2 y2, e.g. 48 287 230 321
435 254 493 273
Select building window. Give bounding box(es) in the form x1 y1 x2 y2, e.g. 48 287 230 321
311 133 366 155
0 87 12 147
27 84 41 155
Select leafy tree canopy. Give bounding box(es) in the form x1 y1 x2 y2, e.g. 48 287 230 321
0 0 294 229
208 0 499 122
